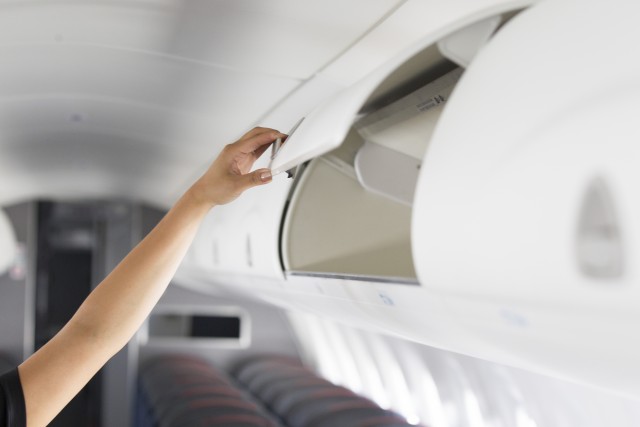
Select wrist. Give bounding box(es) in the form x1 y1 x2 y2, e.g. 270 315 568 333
185 181 217 212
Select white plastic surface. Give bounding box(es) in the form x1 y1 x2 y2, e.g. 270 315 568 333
355 67 462 160
437 15 501 67
0 0 402 80
179 0 543 372
161 0 404 80
354 142 421 206
412 0 640 396
321 0 536 86
270 0 530 177
267 79 373 176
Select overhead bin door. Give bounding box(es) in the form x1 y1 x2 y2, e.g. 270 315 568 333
412 0 640 398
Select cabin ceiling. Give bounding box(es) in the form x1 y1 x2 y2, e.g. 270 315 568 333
0 0 403 207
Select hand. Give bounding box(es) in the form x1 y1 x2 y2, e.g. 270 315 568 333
190 127 285 207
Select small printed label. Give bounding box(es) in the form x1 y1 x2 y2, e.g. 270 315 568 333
416 95 446 112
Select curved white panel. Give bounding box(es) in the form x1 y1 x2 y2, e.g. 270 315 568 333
437 15 501 68
413 0 640 396
0 44 299 207
270 1 530 177
354 142 421 206
321 0 536 86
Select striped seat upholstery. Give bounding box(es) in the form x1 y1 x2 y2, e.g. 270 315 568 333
232 355 419 427
137 354 421 427
137 355 279 427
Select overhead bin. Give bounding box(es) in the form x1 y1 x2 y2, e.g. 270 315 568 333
412 0 640 397
182 0 618 385
181 4 527 287
178 1 537 345
280 65 462 281
178 0 640 401
277 13 518 283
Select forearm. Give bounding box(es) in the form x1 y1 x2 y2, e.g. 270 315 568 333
18 127 279 427
69 187 212 357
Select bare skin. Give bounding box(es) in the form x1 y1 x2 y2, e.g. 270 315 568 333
18 127 284 427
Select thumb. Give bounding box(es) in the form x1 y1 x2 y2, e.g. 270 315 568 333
239 168 273 191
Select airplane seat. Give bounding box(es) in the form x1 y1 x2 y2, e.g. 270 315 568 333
233 355 305 386
162 399 273 427
137 355 282 427
232 355 420 427
138 353 420 427
273 386 358 416
260 376 334 405
243 366 324 398
305 406 408 427
287 395 407 427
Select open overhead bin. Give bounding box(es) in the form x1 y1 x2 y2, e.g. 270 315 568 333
183 0 640 378
180 75 348 290
275 9 519 284
251 3 539 351
178 0 538 347
178 0 532 291
177 0 640 399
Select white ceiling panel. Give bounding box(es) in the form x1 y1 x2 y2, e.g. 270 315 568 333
0 0 403 205
0 0 404 79
0 98 178 145
321 0 535 86
0 131 200 206
0 45 299 138
0 0 180 52
0 45 213 111
167 0 404 79
0 44 299 206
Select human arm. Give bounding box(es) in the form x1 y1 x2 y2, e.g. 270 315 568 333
17 127 283 427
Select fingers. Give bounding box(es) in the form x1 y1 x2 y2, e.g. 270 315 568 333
234 127 284 154
237 168 272 191
241 127 273 139
252 141 272 159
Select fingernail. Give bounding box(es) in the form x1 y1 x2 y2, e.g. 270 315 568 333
260 171 272 182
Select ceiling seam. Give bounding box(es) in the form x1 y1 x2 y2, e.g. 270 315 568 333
249 0 409 129
0 42 303 81
313 0 409 77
